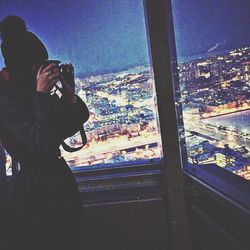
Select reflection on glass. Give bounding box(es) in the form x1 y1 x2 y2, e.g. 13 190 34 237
172 0 250 180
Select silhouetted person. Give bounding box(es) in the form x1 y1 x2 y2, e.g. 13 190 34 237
0 16 89 249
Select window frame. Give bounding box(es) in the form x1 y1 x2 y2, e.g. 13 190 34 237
71 0 189 213
62 1 170 203
146 0 250 212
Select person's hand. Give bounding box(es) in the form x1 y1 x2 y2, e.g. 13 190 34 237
36 63 60 93
61 63 76 103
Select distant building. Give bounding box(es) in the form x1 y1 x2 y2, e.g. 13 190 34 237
233 165 250 180
242 61 250 86
190 142 245 169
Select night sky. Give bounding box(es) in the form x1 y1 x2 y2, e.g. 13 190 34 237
0 0 149 75
1 0 250 73
172 0 250 62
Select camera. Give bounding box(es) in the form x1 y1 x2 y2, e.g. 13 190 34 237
40 60 74 95
59 63 74 82
41 60 74 81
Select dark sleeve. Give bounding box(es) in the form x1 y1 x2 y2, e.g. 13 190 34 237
0 91 53 156
57 95 89 140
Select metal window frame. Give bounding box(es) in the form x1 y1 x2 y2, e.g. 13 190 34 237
143 1 192 249
144 0 250 248
145 0 250 214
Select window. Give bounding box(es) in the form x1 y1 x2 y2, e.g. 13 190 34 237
0 0 163 175
170 0 250 208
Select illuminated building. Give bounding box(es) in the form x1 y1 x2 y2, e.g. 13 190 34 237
234 165 250 180
215 152 235 168
243 61 250 86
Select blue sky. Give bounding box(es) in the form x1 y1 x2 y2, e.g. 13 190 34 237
1 0 249 73
172 0 250 61
0 0 149 75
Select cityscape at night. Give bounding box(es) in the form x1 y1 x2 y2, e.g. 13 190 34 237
61 65 162 170
178 46 250 180
60 44 250 180
171 0 250 180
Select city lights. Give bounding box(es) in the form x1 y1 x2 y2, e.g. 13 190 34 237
178 47 250 179
61 66 162 169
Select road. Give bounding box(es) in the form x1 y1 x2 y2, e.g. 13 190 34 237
185 115 250 151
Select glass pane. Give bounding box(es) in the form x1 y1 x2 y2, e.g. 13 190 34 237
171 0 250 180
0 0 162 172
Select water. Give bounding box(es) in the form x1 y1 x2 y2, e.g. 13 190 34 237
119 65 150 75
206 110 250 133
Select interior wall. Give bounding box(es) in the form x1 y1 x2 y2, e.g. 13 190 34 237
82 184 250 250
83 198 169 250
